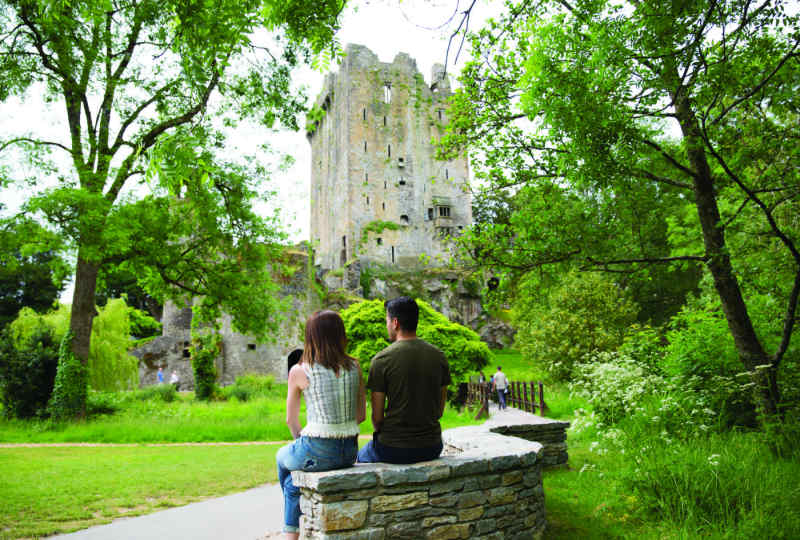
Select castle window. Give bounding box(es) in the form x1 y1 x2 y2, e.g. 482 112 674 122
384 83 392 103
183 348 190 358
427 208 434 220
377 238 382 246
365 172 368 183
383 116 387 126
399 178 406 186
438 110 443 121
445 168 449 179
400 214 409 224
391 246 395 263
384 181 387 189
363 108 366 121
366 196 370 205
340 249 346 266
364 141 367 152
398 157 405 168
247 344 256 351
382 202 386 210
342 235 346 247
438 206 451 218
388 144 391 158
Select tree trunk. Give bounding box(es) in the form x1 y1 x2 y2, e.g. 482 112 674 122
672 87 779 417
69 254 100 365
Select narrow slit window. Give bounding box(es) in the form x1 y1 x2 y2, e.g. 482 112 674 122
391 246 395 263
382 202 386 210
384 83 392 103
377 238 382 246
383 116 387 126
445 169 449 179
427 208 434 220
365 172 369 183
342 235 347 247
388 144 391 158
384 181 387 189
366 196 370 205
438 110 443 121
363 108 366 121
364 141 367 152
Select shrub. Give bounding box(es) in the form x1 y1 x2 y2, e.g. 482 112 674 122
570 351 665 424
133 384 177 403
9 301 139 392
86 390 123 416
191 332 221 401
0 324 59 418
220 374 277 402
512 271 638 381
340 299 491 397
48 331 89 419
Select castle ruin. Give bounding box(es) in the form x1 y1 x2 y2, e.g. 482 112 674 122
308 44 472 278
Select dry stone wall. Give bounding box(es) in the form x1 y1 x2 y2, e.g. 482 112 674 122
292 426 553 539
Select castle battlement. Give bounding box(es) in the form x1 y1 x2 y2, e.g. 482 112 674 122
308 44 472 275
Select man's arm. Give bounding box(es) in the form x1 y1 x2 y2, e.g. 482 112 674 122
370 391 386 432
439 386 448 419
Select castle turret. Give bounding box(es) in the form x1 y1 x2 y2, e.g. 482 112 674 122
307 44 472 277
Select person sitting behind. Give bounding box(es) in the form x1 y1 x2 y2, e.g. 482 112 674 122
275 310 366 539
357 296 451 465
169 370 179 391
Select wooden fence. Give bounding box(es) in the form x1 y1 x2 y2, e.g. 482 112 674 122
466 381 547 420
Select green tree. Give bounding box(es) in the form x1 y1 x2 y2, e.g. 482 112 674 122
441 0 799 419
0 216 68 328
514 271 638 381
0 0 345 416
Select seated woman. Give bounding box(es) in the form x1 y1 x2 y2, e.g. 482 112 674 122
276 310 366 539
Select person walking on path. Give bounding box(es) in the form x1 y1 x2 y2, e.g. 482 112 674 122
276 311 366 539
492 366 509 410
357 297 451 465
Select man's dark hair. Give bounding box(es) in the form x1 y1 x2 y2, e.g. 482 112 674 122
385 296 419 332
287 348 303 374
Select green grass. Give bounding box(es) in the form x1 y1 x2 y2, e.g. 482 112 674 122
0 386 484 443
0 444 281 539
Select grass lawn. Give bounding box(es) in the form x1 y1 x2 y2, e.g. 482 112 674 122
0 444 281 539
0 351 677 539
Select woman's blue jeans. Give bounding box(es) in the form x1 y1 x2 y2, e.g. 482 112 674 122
276 436 358 533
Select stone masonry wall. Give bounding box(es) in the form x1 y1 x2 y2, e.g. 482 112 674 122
292 429 548 539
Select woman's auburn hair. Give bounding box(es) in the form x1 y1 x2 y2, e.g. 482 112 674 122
301 310 358 373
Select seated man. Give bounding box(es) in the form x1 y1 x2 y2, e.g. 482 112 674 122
357 297 451 464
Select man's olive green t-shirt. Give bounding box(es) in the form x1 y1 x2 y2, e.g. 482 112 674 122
367 338 451 448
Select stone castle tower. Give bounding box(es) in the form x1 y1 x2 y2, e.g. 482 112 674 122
307 44 472 275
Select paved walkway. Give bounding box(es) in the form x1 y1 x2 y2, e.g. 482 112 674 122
53 483 285 540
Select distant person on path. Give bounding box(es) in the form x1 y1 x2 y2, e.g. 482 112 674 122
357 296 451 464
492 366 509 410
170 370 179 391
276 310 366 539
157 367 164 384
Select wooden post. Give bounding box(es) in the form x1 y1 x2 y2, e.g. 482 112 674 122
523 382 529 413
538 381 545 416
